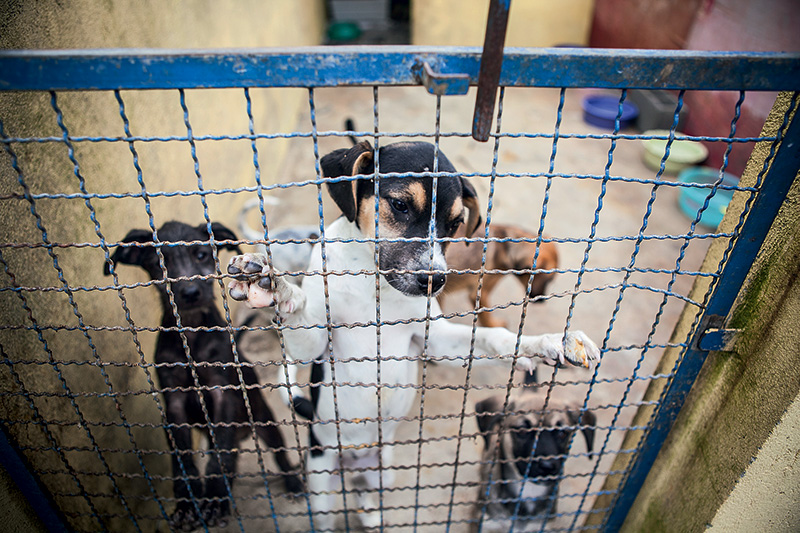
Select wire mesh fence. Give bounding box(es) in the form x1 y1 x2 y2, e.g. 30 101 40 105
1 49 799 532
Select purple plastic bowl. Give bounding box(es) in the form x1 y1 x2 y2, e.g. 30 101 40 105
582 95 639 130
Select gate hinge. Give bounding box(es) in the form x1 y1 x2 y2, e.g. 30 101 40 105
695 313 741 352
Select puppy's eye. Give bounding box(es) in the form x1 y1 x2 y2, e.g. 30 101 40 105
390 198 409 214
195 249 209 261
446 219 463 235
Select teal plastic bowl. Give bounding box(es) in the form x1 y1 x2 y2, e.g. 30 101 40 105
678 166 738 228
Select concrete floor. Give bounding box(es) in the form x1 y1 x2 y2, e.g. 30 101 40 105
219 86 713 532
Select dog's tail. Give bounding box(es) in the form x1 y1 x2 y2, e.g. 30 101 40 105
278 359 323 421
344 118 358 145
279 362 311 419
238 196 280 243
523 366 539 387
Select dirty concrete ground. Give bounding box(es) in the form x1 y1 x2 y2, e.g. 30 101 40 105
215 86 717 532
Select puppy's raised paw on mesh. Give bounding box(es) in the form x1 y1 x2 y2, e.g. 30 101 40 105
520 330 600 369
227 253 304 314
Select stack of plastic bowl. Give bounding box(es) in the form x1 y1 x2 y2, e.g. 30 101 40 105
641 129 708 175
581 94 639 130
677 166 739 228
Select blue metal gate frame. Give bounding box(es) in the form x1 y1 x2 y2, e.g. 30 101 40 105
1 47 800 532
2 47 798 92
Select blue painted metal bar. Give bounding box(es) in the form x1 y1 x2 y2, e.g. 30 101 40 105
602 94 800 532
1 47 799 92
0 425 69 533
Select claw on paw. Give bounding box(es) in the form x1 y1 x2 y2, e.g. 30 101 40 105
228 280 249 301
564 333 600 369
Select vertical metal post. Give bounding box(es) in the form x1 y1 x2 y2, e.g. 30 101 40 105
472 0 511 142
0 426 68 533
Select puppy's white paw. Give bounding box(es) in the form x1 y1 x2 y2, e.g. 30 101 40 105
354 491 381 532
563 330 601 368
227 253 301 313
513 356 537 375
520 331 600 369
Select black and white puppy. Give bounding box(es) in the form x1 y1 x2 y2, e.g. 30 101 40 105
473 373 596 532
106 221 302 531
226 141 600 531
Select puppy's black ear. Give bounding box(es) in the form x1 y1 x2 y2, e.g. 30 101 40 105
206 222 242 254
568 409 596 456
323 141 374 222
105 229 155 275
460 177 482 243
475 396 507 446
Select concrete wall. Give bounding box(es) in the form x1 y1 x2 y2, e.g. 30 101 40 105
590 0 703 49
680 0 800 180
710 394 800 531
591 0 800 179
0 1 324 530
411 0 595 47
586 92 800 531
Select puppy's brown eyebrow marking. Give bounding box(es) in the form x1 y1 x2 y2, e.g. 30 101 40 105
406 182 427 212
449 198 464 221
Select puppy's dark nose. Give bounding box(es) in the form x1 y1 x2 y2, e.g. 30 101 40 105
536 458 559 476
179 284 201 304
416 272 446 294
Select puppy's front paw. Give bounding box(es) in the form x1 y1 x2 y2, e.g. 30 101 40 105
169 504 202 532
200 498 230 528
521 331 600 369
563 330 600 368
227 253 301 313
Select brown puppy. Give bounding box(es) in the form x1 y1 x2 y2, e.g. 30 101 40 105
472 376 595 532
443 224 559 327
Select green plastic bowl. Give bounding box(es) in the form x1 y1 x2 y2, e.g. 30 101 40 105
678 166 738 228
642 130 708 175
327 21 361 43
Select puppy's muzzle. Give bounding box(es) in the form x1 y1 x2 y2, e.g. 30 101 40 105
178 283 202 305
415 271 446 295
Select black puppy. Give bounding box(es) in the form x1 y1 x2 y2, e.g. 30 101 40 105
105 221 302 531
473 371 595 531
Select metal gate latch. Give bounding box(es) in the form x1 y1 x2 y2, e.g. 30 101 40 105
695 315 741 352
413 61 469 96
698 328 742 352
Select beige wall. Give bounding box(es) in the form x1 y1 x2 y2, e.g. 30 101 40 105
710 394 800 531
0 2 324 530
412 0 595 47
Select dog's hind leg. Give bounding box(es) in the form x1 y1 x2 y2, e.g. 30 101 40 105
476 274 507 328
201 388 240 527
163 391 204 531
352 448 392 531
246 374 304 494
306 448 339 532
